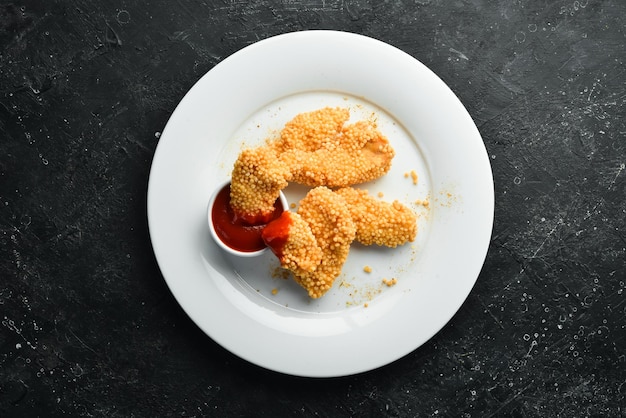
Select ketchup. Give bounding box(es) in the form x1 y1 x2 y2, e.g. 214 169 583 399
211 184 284 253
261 211 293 259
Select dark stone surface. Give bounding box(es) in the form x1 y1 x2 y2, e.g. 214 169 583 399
1 0 624 416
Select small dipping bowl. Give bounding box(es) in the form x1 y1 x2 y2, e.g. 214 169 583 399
208 180 289 257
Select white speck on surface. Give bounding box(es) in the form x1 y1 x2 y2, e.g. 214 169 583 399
449 47 469 61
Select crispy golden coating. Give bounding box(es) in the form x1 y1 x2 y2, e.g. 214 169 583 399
230 146 290 224
273 107 395 188
293 187 356 298
261 211 322 275
274 107 350 153
335 187 417 247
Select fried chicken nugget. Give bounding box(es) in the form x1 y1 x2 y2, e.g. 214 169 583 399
230 145 291 224
261 211 322 276
335 187 417 248
293 187 356 298
274 107 395 188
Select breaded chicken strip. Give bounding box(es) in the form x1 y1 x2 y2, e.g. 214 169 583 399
261 211 322 276
293 187 356 298
273 107 395 188
230 146 291 224
335 187 417 247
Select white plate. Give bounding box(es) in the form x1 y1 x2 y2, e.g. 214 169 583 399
147 31 494 377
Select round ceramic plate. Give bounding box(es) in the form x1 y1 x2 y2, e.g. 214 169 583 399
147 30 494 377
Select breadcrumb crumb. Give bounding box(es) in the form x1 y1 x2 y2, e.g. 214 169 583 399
382 278 398 287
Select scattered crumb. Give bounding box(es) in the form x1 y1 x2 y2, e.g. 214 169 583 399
410 170 418 185
343 279 384 307
377 191 384 198
434 189 459 208
363 265 372 273
382 277 398 287
415 199 430 208
271 266 291 280
364 303 369 308
410 244 418 262
403 172 409 178
290 203 297 209
271 288 279 295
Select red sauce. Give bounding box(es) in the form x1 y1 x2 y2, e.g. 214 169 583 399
236 210 275 226
211 184 284 253
261 211 293 260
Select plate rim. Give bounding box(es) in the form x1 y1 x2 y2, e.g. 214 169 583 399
147 30 494 377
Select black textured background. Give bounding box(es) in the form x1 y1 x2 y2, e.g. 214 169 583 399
1 1 625 417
